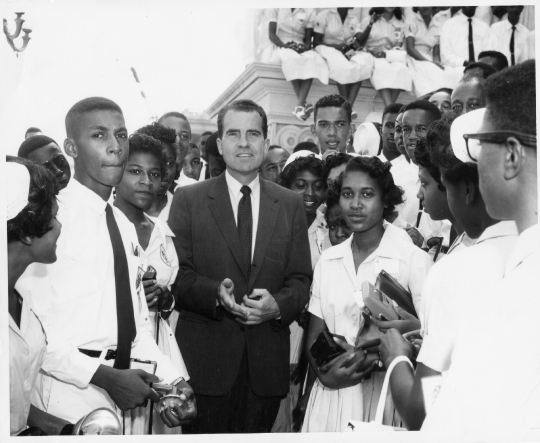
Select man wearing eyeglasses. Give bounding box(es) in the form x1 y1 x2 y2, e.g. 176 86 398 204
421 60 538 436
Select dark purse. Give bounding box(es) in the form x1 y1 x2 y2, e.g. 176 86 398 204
310 331 346 367
377 270 418 318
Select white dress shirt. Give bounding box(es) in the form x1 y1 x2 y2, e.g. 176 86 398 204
440 14 491 67
417 221 518 377
266 8 317 45
314 8 362 46
489 19 530 65
9 296 47 435
422 224 540 437
225 170 261 259
16 179 183 423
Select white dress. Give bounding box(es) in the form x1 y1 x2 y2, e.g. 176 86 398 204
405 12 456 97
360 15 412 91
314 8 373 85
302 223 432 432
129 216 188 435
260 8 329 84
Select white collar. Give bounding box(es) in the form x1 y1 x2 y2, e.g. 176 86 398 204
505 224 540 274
475 221 518 245
225 170 260 197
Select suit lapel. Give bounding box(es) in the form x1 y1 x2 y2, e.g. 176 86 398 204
208 174 247 280
249 180 279 289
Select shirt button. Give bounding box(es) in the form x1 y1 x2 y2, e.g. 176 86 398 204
351 314 357 321
24 380 31 390
350 336 356 343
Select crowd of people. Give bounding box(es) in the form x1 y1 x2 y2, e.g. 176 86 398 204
7 11 538 439
258 6 535 116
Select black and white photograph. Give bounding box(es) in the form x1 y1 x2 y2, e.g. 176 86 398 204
1 1 538 440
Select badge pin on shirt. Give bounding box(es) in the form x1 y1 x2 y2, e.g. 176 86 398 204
160 244 170 266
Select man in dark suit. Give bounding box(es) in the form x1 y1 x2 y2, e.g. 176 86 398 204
168 99 312 433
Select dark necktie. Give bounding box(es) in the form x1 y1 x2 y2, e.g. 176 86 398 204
468 18 475 62
510 25 516 65
237 186 253 279
105 204 136 370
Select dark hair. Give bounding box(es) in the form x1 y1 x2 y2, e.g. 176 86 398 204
200 131 213 137
369 7 403 20
336 156 404 220
414 137 445 191
323 152 352 181
7 156 59 243
324 183 341 222
478 50 509 71
25 127 41 137
128 133 165 173
398 104 407 115
65 97 123 138
269 144 284 151
217 99 268 139
483 59 536 135
294 141 319 154
314 94 352 123
278 156 325 190
403 100 442 122
18 135 59 158
455 74 487 97
205 132 222 158
158 111 188 125
382 103 404 122
136 122 177 145
463 62 497 79
188 143 201 155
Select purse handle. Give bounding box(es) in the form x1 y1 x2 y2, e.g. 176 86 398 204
373 356 413 425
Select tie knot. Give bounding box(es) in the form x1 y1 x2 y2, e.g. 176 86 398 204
512 25 516 30
241 185 251 197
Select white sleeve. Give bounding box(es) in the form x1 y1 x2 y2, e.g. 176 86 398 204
307 259 323 319
440 20 464 67
407 247 433 315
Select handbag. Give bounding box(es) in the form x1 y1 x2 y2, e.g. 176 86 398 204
383 48 407 64
346 356 413 432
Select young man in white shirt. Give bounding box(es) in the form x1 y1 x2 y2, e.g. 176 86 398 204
489 5 530 66
421 58 538 439
310 94 352 155
17 97 194 432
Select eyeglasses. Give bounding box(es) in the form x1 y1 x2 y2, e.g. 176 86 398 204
463 131 537 161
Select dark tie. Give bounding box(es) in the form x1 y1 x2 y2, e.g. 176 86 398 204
510 26 516 65
105 204 136 370
237 186 253 279
468 18 475 62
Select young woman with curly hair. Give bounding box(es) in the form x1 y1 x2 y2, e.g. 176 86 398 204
301 156 432 432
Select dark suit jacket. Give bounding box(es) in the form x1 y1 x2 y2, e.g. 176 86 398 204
169 173 312 397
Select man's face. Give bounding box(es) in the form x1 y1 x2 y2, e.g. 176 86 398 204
402 109 433 164
217 110 268 180
27 143 71 190
451 80 486 117
207 154 226 178
507 6 523 26
159 116 191 171
381 112 399 153
159 143 177 195
461 6 477 18
417 166 451 221
394 112 408 159
182 147 203 181
68 110 129 194
477 110 507 220
311 106 351 154
260 148 290 183
429 92 452 116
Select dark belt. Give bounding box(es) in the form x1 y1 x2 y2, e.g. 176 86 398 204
79 348 117 360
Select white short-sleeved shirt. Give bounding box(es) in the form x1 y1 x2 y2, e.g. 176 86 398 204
309 222 432 344
405 12 443 57
489 20 530 65
16 179 183 422
266 8 316 45
143 215 179 290
417 221 518 374
314 8 362 46
9 296 47 435
360 15 406 52
422 224 540 437
440 14 491 67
